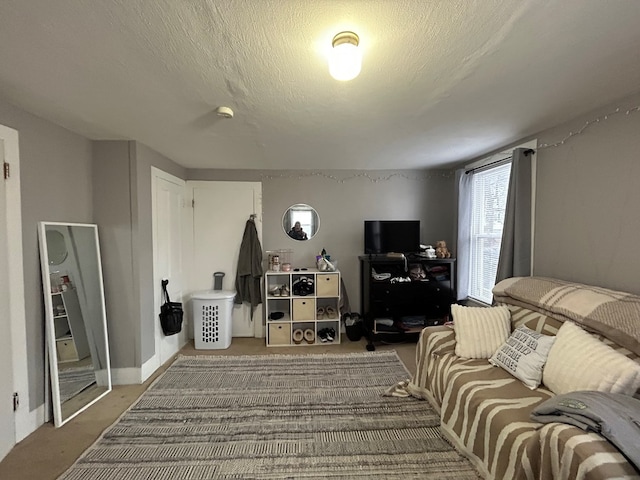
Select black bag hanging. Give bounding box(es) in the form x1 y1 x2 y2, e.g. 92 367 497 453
159 279 183 336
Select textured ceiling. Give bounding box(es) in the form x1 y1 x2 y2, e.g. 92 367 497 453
0 0 639 170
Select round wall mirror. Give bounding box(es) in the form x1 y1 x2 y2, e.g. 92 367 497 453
46 229 68 265
282 204 320 241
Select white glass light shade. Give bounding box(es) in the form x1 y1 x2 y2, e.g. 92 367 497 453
329 32 361 81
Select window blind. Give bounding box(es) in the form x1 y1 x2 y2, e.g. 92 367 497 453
469 161 511 304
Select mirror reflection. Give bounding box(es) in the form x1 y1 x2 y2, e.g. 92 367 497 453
46 230 68 265
39 222 111 427
283 204 320 240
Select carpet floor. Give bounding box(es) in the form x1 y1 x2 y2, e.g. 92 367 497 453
59 351 480 479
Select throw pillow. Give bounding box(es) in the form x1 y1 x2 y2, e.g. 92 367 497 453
489 325 556 389
452 304 511 359
543 321 640 396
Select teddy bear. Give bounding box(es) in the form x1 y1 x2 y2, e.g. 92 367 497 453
435 240 451 258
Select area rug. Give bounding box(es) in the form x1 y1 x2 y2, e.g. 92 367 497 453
58 365 96 403
59 351 480 479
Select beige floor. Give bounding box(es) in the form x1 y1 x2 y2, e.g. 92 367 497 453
0 337 418 480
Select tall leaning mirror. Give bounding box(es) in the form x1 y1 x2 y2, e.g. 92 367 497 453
38 222 111 427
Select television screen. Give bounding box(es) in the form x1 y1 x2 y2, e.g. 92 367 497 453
364 220 420 254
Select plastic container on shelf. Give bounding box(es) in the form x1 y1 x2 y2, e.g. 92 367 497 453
266 249 293 271
191 290 235 350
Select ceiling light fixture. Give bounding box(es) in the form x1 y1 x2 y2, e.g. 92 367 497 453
215 106 234 118
329 31 361 81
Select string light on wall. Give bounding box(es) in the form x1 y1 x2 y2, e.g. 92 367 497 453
538 104 640 150
261 103 639 183
260 171 454 184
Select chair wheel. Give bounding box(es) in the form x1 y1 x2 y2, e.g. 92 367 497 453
366 344 375 351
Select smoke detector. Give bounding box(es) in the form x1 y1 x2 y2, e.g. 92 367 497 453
215 106 234 118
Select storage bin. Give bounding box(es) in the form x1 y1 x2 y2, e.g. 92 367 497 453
268 323 291 345
316 273 339 297
192 290 235 349
56 338 79 363
292 298 316 321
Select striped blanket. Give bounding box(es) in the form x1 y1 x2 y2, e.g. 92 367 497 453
406 277 640 479
492 276 640 356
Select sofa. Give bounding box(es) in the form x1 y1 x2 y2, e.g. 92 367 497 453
405 276 640 480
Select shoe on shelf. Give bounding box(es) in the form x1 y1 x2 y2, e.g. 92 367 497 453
303 329 315 344
326 328 336 342
326 306 337 319
317 307 325 319
268 285 281 296
292 329 304 344
318 328 328 342
280 284 290 297
317 328 335 343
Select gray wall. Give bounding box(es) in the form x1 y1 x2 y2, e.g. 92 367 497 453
532 91 640 294
92 141 137 370
133 143 186 364
93 141 185 369
187 169 456 312
5 86 640 420
0 97 93 410
459 90 640 295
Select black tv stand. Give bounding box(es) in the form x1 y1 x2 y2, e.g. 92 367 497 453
358 255 456 351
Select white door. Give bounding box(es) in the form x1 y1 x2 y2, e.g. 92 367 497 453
189 181 263 337
0 125 28 459
152 168 187 367
0 139 15 460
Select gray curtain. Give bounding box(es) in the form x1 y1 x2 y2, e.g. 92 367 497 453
456 168 473 300
495 148 534 284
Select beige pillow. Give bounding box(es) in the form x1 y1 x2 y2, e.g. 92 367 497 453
452 304 511 359
489 326 556 389
543 321 640 396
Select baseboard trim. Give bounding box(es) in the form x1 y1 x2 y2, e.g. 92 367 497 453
15 403 45 443
140 356 160 383
111 367 144 385
112 352 182 385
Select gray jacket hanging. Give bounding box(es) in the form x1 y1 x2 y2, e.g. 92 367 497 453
234 218 263 319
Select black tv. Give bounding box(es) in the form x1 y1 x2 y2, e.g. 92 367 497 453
364 220 420 255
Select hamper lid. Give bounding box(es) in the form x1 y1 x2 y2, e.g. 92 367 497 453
191 290 236 300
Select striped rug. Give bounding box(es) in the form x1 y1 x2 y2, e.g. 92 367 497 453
58 365 96 403
60 352 480 479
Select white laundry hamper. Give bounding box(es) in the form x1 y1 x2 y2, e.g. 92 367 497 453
192 290 235 349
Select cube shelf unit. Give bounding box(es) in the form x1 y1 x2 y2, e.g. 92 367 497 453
265 269 341 346
51 289 91 363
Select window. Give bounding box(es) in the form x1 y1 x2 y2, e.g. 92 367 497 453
468 161 511 304
290 210 313 236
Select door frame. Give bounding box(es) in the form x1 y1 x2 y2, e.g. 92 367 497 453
0 124 30 456
185 181 264 339
150 167 188 374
